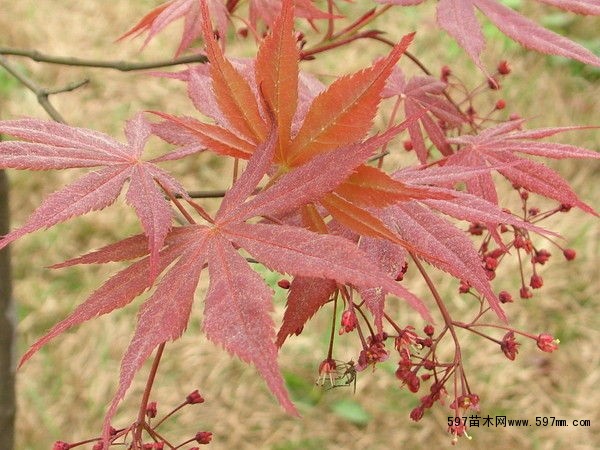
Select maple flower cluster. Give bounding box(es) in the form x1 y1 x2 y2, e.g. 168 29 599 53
1 0 599 447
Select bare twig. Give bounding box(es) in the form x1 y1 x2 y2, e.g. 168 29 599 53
0 48 208 71
0 55 70 123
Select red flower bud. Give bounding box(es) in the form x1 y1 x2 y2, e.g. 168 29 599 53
186 389 205 405
339 309 358 334
530 274 543 289
501 331 520 361
410 405 424 421
195 431 213 445
563 248 576 261
53 442 70 450
533 249 551 265
537 333 559 353
498 60 511 75
520 286 533 299
277 279 291 289
146 401 157 419
499 291 513 303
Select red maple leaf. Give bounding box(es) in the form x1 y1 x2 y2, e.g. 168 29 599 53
18 128 433 443
378 0 600 70
382 67 464 163
0 113 188 275
444 120 600 214
153 1 452 259
118 0 228 57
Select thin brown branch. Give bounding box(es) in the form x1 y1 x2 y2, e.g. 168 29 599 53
0 48 208 71
0 55 67 123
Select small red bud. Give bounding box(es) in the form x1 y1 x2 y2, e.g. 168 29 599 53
498 60 511 75
484 256 498 271
499 291 513 303
563 248 576 260
146 401 157 419
339 308 358 334
501 331 520 360
53 442 70 450
410 405 425 421
277 279 291 289
423 324 434 336
530 274 543 289
495 99 506 110
520 286 533 299
195 431 213 445
186 389 205 404
403 140 413 151
237 27 248 38
423 359 435 370
533 249 551 265
420 337 433 347
537 333 559 352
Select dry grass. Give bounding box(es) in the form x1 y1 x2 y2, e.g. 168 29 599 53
1 1 599 449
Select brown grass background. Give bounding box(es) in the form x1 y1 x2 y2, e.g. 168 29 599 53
1 1 599 449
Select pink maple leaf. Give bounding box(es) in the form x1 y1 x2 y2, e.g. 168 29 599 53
118 0 228 57
0 113 188 274
19 123 433 444
383 67 464 163
379 0 600 69
444 121 600 214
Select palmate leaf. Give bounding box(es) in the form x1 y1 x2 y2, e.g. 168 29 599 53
285 33 416 166
118 0 228 57
379 0 600 69
383 68 463 163
0 114 188 274
154 3 434 253
248 0 333 30
18 121 435 442
445 122 600 213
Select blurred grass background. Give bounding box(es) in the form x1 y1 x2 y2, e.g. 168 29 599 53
1 1 599 449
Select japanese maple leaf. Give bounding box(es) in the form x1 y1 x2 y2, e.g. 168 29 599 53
444 120 600 214
118 0 228 57
19 128 432 444
119 0 332 57
353 161 564 324
247 0 333 30
382 67 464 163
0 113 187 274
378 0 600 70
155 0 450 257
